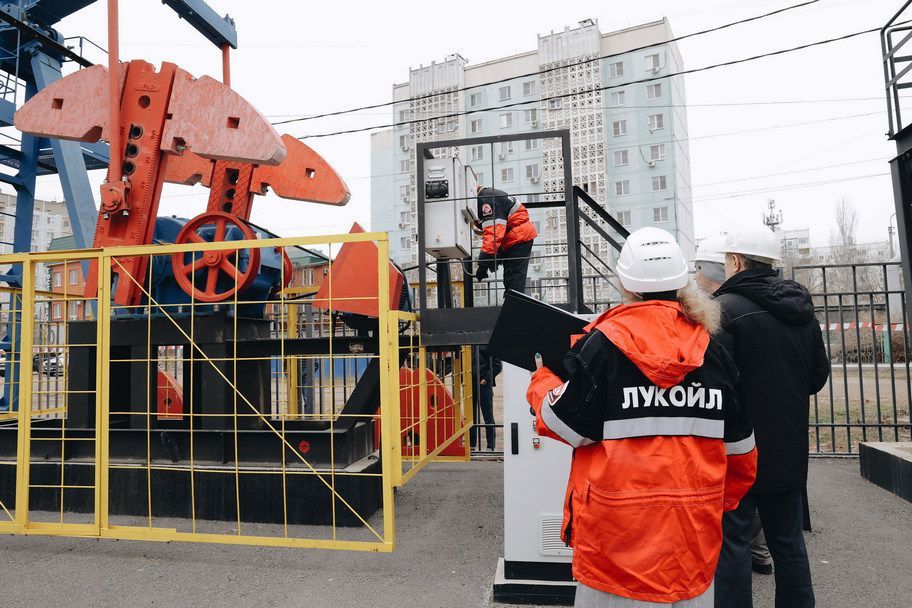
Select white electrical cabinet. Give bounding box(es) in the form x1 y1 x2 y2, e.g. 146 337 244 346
494 362 577 604
423 157 477 260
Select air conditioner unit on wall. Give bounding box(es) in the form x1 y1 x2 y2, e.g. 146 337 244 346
647 160 656 168
531 120 538 127
498 153 505 160
530 176 540 183
650 66 661 74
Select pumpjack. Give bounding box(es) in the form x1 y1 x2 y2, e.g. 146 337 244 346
2 53 411 525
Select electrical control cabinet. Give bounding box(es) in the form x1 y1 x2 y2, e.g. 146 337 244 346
503 363 574 566
423 157 477 260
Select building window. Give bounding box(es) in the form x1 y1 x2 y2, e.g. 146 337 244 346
652 175 668 191
471 145 484 161
400 210 409 224
548 98 562 110
53 272 61 288
646 53 661 71
475 172 485 185
400 185 408 201
499 86 511 101
400 236 410 249
609 61 624 78
523 109 538 124
398 109 410 122
613 120 628 137
650 144 667 161
469 92 483 107
499 113 513 129
525 164 540 179
525 139 539 151
648 113 664 131
399 159 409 173
617 210 631 227
528 193 541 203
653 206 669 223
613 149 629 166
609 90 626 107
53 303 61 319
647 83 662 100
501 168 514 183
615 180 630 196
69 268 78 285
523 81 535 96
399 134 408 149
470 119 482 134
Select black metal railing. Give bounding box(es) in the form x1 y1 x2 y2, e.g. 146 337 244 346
792 261 912 455
882 1 912 136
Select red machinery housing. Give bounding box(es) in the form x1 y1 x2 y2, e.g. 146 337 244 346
373 367 466 458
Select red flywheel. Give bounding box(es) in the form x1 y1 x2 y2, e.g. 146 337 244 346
171 211 261 303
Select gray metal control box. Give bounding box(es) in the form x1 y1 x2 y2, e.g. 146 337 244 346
423 157 477 260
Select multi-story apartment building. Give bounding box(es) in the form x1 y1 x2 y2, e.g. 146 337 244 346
0 193 73 292
371 17 693 301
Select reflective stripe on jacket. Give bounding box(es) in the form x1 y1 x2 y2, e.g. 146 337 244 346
526 300 757 603
477 187 537 254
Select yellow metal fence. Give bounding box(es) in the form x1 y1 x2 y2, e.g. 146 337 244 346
0 231 472 550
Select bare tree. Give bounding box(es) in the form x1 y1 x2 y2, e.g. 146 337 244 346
829 198 863 265
825 198 883 330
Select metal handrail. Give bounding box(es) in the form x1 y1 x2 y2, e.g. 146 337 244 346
882 1 912 135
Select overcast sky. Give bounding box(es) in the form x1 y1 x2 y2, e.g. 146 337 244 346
31 0 909 248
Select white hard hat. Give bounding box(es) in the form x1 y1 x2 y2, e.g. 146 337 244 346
616 227 689 293
693 235 727 265
722 226 781 263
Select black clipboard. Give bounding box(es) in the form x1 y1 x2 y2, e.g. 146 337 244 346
488 290 589 380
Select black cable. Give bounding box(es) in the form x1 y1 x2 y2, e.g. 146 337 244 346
295 26 882 139
272 0 821 127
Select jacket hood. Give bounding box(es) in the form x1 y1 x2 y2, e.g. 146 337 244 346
715 268 815 325
586 300 710 389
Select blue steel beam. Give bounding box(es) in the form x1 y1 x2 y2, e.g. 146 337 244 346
161 0 237 49
31 52 97 250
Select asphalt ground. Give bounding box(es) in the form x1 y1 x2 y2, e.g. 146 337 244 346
0 458 908 607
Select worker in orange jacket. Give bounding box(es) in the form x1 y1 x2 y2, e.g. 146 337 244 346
473 185 537 290
471 185 538 451
526 227 757 607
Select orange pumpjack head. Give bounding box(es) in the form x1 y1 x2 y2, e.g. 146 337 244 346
163 134 350 207
14 59 287 306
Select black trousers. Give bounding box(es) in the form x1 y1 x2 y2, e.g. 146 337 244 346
469 369 497 450
715 488 815 608
498 239 534 294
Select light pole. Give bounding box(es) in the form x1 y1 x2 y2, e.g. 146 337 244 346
889 212 897 259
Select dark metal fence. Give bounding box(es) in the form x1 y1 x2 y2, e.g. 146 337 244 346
792 261 912 455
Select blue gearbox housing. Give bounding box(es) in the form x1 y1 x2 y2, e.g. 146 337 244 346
125 215 287 318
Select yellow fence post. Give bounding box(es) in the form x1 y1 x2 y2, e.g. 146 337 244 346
376 237 396 548
461 345 474 461
285 302 299 418
418 347 427 462
13 256 32 530
96 252 112 533
390 314 403 485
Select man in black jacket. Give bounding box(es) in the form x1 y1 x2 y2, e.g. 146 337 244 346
713 226 830 608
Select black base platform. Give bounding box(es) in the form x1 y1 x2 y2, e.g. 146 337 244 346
859 441 912 503
0 453 381 526
493 558 576 605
